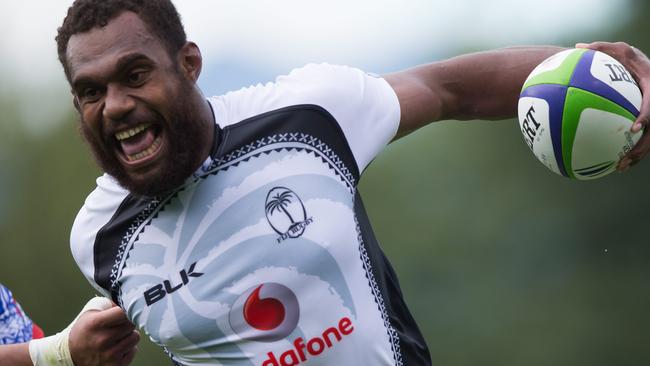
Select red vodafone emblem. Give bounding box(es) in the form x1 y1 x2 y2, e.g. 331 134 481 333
229 283 300 342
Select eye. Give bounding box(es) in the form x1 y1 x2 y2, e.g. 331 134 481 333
81 87 101 103
126 70 149 86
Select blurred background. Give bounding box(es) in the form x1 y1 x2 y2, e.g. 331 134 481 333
1 0 649 365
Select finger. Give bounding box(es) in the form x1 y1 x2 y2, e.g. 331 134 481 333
631 74 650 132
95 306 131 327
114 330 140 353
120 345 138 366
619 129 650 170
92 323 136 350
64 297 116 334
632 104 650 133
108 322 138 341
81 297 115 313
630 131 650 164
574 41 632 61
575 41 608 50
107 331 140 364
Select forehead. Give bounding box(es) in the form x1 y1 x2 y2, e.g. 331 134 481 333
67 11 169 81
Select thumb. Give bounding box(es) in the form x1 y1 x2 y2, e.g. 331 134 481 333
63 297 114 334
79 297 114 313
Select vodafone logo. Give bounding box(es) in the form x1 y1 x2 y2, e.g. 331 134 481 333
229 283 300 342
263 316 355 366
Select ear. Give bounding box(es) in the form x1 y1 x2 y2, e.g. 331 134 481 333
178 42 203 82
72 93 80 111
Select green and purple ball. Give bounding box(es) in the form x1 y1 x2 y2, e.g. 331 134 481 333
518 48 642 179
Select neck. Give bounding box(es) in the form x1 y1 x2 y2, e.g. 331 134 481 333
199 97 216 160
191 88 216 163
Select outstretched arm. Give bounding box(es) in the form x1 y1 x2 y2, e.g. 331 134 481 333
384 46 565 137
384 42 650 169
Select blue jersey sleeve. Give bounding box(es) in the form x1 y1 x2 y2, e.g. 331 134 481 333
0 283 34 344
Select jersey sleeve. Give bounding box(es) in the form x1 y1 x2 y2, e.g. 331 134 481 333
0 284 34 344
70 174 130 297
213 63 401 173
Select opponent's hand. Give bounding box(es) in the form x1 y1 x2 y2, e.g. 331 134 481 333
28 297 138 366
68 304 139 366
576 41 650 171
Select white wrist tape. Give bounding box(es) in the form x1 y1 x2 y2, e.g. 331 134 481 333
28 297 113 366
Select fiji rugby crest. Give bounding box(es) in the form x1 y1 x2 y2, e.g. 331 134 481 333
265 187 313 243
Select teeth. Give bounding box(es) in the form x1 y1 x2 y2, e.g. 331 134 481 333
115 123 151 141
126 136 162 162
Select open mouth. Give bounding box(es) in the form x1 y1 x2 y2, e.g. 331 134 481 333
114 123 163 164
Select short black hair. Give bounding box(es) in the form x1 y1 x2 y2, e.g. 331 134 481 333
56 0 187 80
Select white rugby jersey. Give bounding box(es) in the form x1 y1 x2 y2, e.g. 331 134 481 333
71 64 431 365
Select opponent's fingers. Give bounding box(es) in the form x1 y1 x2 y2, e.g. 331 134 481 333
106 331 140 365
80 297 115 313
89 322 136 350
108 322 137 341
120 345 138 366
94 306 132 327
114 330 140 353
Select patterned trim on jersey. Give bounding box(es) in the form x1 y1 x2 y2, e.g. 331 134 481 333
354 215 403 365
109 197 162 303
206 132 356 188
163 345 183 366
0 284 33 345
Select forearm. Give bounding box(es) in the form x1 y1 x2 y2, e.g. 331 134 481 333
434 46 566 120
386 45 567 136
0 343 33 366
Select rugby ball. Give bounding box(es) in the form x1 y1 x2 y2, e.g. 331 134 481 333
518 48 642 179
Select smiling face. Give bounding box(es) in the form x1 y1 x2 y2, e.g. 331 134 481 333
66 11 213 196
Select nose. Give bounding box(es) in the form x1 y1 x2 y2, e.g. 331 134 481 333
103 84 135 121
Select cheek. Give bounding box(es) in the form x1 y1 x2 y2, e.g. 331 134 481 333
79 105 105 141
151 74 188 116
81 105 102 129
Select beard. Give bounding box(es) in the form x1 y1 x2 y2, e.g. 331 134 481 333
79 80 212 197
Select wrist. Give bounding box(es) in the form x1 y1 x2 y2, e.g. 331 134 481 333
28 332 74 366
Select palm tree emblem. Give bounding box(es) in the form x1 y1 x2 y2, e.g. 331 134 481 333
265 187 307 238
265 190 296 224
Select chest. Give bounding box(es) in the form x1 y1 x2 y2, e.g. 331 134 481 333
115 145 381 364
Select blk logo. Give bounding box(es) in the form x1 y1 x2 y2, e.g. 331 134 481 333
229 283 300 342
143 261 204 306
265 187 313 243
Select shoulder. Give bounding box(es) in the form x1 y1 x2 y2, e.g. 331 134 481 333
210 63 398 126
70 174 129 295
209 63 400 172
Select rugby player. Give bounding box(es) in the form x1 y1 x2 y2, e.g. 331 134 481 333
55 0 650 364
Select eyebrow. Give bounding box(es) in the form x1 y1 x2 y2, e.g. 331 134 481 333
71 53 153 91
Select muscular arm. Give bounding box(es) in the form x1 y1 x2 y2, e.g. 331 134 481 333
384 46 566 138
385 42 650 168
